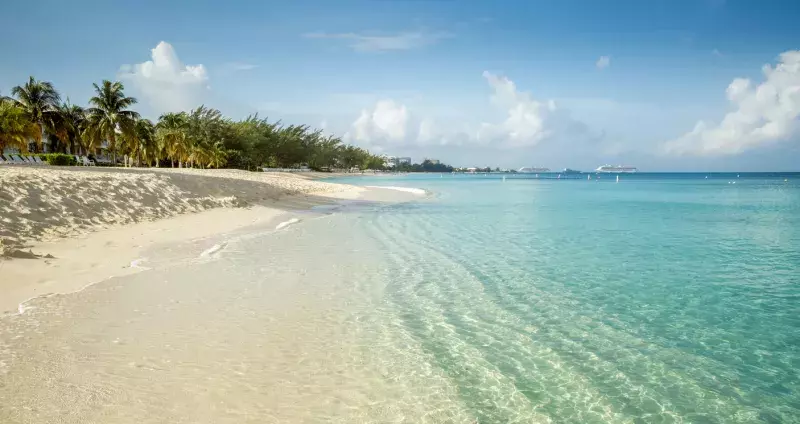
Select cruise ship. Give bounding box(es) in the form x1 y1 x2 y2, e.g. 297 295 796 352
561 168 582 174
595 165 638 173
518 167 550 173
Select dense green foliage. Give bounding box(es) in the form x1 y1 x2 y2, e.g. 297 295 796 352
1 76 389 171
37 153 78 166
395 160 454 173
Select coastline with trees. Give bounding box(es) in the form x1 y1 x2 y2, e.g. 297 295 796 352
1 76 388 172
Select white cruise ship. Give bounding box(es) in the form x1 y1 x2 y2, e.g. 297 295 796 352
595 165 638 173
518 167 550 173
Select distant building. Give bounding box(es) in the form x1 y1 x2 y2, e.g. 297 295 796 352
380 154 396 168
381 155 412 168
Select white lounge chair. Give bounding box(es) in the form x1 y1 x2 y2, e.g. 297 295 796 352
25 156 39 165
33 156 47 165
0 156 6 165
10 155 27 164
81 156 95 166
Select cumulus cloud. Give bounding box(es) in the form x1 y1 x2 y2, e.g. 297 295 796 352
663 50 800 155
343 72 588 151
351 100 409 144
476 71 560 147
304 31 451 52
119 41 209 115
596 56 611 70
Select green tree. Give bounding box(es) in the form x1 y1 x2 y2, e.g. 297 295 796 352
0 99 39 153
124 118 156 166
83 80 140 162
10 76 61 152
156 112 190 167
55 101 86 155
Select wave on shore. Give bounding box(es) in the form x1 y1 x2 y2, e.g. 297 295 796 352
365 186 426 195
275 217 301 230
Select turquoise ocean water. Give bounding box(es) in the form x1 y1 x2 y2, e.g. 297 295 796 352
331 172 800 423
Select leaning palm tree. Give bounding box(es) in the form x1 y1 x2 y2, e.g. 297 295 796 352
83 80 139 163
10 76 61 152
0 99 39 153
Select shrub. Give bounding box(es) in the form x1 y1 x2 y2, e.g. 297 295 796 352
38 153 78 166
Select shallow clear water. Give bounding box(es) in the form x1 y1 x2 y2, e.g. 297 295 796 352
333 173 800 423
2 173 799 423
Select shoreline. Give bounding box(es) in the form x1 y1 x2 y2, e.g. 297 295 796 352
0 167 419 313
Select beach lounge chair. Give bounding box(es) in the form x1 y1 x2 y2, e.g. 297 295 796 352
25 156 39 165
81 156 95 166
33 156 47 165
11 155 27 164
0 156 6 165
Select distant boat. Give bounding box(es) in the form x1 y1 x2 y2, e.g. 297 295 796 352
595 164 638 173
562 168 582 174
518 167 550 173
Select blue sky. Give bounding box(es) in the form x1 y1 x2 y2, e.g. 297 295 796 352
2 0 799 170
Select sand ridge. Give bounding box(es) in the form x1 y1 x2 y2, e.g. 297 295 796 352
0 167 350 248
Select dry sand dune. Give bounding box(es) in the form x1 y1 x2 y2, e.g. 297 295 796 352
0 167 348 250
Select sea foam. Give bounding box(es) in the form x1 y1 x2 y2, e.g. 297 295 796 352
275 218 300 230
199 242 227 258
366 186 426 195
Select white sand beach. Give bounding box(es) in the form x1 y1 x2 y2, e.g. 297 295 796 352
0 167 410 312
0 167 447 423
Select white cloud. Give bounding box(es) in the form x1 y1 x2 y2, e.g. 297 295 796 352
663 50 800 156
417 119 436 143
351 100 409 144
596 56 611 70
119 41 209 115
343 71 587 152
476 71 559 147
304 31 451 52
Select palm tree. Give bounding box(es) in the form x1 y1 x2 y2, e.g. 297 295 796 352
83 80 139 163
126 118 156 166
156 112 190 168
10 76 61 152
55 101 86 155
0 99 39 153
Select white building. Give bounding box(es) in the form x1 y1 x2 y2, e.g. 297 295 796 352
381 155 412 168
